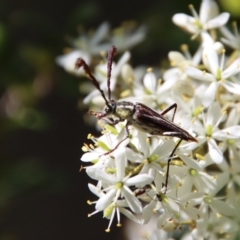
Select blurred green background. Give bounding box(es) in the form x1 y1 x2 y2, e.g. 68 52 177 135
0 0 239 239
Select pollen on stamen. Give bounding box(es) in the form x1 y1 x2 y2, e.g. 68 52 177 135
211 175 218 180
87 200 93 205
89 144 95 149
87 133 93 139
82 144 89 152
182 95 190 102
184 201 189 209
196 153 205 161
170 60 176 66
120 89 131 98
232 21 239 37
219 49 225 72
100 50 107 58
181 44 191 59
117 223 122 227
147 67 153 72
172 159 183 166
181 44 188 52
144 159 149 164
105 228 110 232
188 4 198 19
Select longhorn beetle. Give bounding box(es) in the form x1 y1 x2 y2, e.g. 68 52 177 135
75 46 197 193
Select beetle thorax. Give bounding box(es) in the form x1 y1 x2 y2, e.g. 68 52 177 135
114 101 135 120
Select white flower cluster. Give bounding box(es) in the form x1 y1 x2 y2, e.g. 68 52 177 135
61 0 240 239
56 21 146 76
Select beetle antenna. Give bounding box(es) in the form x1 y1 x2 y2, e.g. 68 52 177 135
107 46 117 101
75 58 109 106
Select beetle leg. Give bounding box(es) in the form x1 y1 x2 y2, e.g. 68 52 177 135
160 103 177 121
100 121 130 156
163 138 182 194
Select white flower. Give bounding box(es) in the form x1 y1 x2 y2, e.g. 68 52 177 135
170 155 216 195
172 0 229 39
75 0 240 236
126 69 163 108
56 22 111 74
185 43 240 107
123 215 171 240
218 157 240 206
71 22 111 55
220 107 240 160
190 210 238 240
192 195 236 239
56 22 146 76
191 102 240 163
86 148 153 213
162 46 201 97
56 50 91 75
87 184 142 232
220 23 240 51
81 123 129 166
141 184 201 229
111 24 147 52
126 135 175 190
170 85 205 120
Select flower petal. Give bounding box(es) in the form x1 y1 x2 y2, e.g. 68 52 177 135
152 140 175 159
206 101 221 127
56 50 91 75
122 186 142 213
81 152 99 162
143 72 157 93
199 0 219 23
125 174 153 186
222 57 240 78
207 138 223 164
211 199 235 217
156 212 169 229
91 22 110 44
213 126 240 140
88 183 104 197
185 66 215 82
205 13 230 29
96 188 116 211
202 82 218 107
86 168 116 182
168 51 186 64
179 154 202 170
115 149 126 180
202 46 219 75
142 200 156 224
172 14 196 33
221 81 240 95
113 51 131 76
119 207 142 224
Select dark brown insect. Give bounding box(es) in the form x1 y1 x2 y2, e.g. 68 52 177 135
75 46 197 193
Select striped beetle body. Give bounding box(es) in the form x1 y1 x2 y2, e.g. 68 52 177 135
89 100 196 142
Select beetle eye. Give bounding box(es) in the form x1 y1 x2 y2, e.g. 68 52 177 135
104 101 115 114
104 105 111 113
